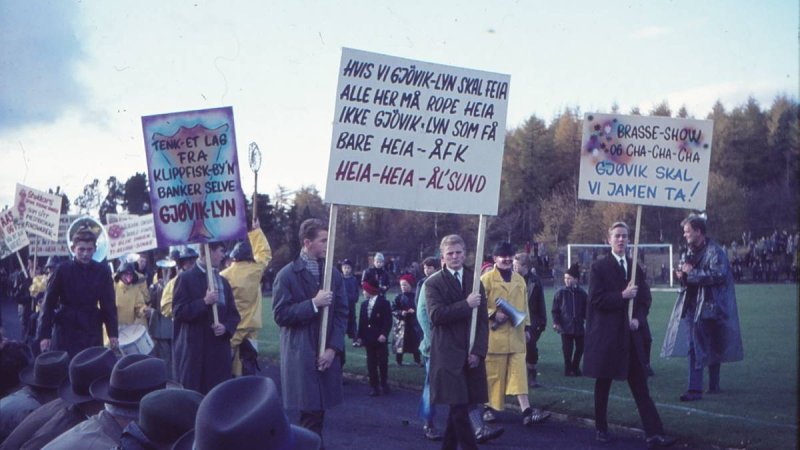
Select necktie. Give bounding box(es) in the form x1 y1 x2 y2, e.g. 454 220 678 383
619 258 627 279
454 271 461 287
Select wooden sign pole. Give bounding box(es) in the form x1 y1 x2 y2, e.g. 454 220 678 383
318 204 339 356
628 205 643 323
203 243 220 325
469 215 487 352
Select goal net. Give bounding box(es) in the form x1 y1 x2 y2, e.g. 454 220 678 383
567 243 675 288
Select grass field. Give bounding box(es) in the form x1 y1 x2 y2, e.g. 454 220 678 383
257 283 798 449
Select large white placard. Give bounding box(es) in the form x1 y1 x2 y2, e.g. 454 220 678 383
29 214 78 256
578 113 713 210
0 209 30 259
107 214 158 259
324 48 510 215
14 183 63 240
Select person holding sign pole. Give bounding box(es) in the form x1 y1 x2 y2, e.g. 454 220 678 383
172 242 240 394
425 234 489 450
38 228 118 358
584 222 675 448
272 218 347 444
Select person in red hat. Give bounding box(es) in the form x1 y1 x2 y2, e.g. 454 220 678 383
356 278 392 396
392 273 422 366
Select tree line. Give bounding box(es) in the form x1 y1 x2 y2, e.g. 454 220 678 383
24 96 800 273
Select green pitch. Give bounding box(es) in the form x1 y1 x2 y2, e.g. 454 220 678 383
259 283 798 449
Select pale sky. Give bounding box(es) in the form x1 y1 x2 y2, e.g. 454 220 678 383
1 0 796 211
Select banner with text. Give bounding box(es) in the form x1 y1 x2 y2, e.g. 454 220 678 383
107 214 158 260
29 214 78 256
142 106 247 247
578 113 713 210
0 209 30 259
14 183 63 241
324 48 510 215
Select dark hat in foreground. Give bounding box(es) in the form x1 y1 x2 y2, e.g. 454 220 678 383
19 351 69 389
89 354 169 407
58 346 117 404
176 246 199 261
139 388 204 444
340 258 354 268
492 241 515 257
173 376 321 450
566 263 580 279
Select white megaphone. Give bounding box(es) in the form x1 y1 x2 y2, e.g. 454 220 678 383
493 297 526 330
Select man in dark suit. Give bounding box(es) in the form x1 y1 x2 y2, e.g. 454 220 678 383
584 222 675 449
357 278 393 396
425 234 489 450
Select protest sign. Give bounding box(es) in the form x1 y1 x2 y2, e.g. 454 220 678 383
29 214 77 256
324 48 510 215
142 106 248 247
14 183 63 240
578 113 714 210
107 214 157 259
0 208 30 259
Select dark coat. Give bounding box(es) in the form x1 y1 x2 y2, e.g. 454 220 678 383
583 254 651 381
357 295 392 346
172 264 240 394
0 398 85 450
425 267 489 405
661 239 744 366
392 291 421 353
272 256 348 411
362 267 390 294
525 273 547 331
551 286 588 336
37 260 118 358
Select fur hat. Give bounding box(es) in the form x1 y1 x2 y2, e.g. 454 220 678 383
492 242 515 257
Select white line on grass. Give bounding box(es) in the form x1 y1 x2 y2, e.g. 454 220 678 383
550 385 797 430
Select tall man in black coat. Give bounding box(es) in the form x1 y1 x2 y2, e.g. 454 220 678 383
584 221 675 448
426 234 489 450
173 242 240 394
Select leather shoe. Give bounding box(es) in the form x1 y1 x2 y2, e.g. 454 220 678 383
423 425 443 441
522 407 551 425
706 387 721 394
368 388 380 397
474 424 504 443
679 390 702 401
646 435 677 448
595 430 611 443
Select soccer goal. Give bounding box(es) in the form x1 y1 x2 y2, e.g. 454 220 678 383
567 243 675 288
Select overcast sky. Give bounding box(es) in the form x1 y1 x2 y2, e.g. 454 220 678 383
0 0 796 210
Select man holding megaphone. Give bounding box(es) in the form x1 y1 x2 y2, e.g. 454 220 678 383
480 242 550 428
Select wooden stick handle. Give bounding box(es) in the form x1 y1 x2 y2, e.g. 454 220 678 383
16 252 29 279
318 204 338 356
469 215 487 353
204 243 220 325
628 205 642 323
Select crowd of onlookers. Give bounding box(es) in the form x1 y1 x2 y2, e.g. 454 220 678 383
725 230 799 283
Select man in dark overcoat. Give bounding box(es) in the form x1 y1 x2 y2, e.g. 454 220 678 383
425 234 489 450
38 228 118 357
272 218 348 444
584 221 675 448
173 241 240 394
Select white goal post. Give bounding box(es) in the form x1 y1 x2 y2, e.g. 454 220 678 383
567 243 675 288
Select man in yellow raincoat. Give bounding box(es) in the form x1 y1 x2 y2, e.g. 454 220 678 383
221 218 272 376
